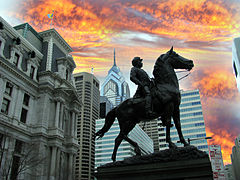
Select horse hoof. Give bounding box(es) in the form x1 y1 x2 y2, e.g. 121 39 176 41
135 148 141 156
112 155 116 162
169 143 177 149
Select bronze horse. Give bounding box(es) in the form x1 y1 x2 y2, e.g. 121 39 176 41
96 47 194 162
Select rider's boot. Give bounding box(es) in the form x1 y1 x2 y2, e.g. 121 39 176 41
145 94 157 118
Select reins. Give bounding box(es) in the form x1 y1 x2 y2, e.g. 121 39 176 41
176 70 191 81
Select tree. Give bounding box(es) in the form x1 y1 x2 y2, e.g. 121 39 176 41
0 132 46 180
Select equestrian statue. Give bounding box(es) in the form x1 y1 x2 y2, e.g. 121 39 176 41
96 47 194 162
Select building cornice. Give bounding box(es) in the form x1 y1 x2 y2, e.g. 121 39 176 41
0 57 39 90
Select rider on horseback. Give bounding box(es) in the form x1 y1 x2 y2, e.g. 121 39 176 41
130 57 156 118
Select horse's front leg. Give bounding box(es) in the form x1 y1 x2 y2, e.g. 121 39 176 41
166 122 177 149
173 107 189 147
124 135 141 156
164 103 177 149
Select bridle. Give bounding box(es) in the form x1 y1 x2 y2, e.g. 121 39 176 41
166 53 192 81
176 70 192 81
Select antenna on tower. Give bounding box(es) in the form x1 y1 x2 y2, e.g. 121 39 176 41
114 48 116 66
91 67 94 74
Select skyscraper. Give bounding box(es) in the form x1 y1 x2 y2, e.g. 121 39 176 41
232 37 240 92
95 117 153 167
74 72 100 180
95 49 153 168
139 119 159 152
157 89 209 153
100 49 130 106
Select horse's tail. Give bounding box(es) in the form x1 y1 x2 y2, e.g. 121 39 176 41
95 107 117 139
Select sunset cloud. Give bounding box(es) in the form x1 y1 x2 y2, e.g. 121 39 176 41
189 68 240 164
2 0 240 164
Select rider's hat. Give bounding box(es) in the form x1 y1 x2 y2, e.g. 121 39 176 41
132 57 143 67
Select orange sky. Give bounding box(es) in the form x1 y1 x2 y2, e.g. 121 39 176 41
1 0 240 165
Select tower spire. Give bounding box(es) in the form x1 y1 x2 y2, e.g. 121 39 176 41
114 48 116 66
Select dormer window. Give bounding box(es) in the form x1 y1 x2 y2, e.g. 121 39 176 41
30 66 35 79
13 53 20 67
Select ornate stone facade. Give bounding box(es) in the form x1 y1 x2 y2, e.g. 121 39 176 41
0 16 81 180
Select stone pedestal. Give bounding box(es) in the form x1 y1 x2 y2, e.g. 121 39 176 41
95 146 213 180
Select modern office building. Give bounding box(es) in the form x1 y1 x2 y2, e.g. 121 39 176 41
99 96 114 119
232 38 240 92
95 117 153 167
139 119 159 152
157 89 209 153
231 134 240 179
100 48 130 106
74 72 100 180
0 16 80 180
95 50 153 168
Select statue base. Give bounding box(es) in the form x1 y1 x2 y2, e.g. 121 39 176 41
95 146 213 180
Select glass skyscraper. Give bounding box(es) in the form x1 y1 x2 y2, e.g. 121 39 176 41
95 120 153 167
158 89 209 153
100 49 130 106
232 37 240 92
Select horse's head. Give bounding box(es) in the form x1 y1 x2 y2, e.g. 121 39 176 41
163 47 194 71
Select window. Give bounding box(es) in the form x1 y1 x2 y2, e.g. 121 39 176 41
0 133 3 147
14 140 23 154
1 98 10 114
234 62 238 77
23 93 30 106
13 53 20 66
5 82 13 96
30 66 35 79
0 40 2 47
10 155 20 180
75 76 83 81
20 108 28 123
66 69 69 80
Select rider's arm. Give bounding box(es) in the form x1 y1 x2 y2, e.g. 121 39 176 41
130 68 143 86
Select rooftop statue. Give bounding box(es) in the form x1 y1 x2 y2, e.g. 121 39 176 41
96 47 194 162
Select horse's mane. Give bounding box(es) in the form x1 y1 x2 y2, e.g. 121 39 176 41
153 52 173 83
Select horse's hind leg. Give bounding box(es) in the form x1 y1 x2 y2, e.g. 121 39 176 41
173 106 189 146
123 135 141 156
112 133 124 162
121 120 141 156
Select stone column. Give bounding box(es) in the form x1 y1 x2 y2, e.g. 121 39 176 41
59 103 64 129
68 153 73 180
74 114 77 137
73 154 76 180
56 148 61 180
11 86 23 119
46 37 53 71
71 112 75 137
0 76 6 106
50 147 57 180
55 101 60 128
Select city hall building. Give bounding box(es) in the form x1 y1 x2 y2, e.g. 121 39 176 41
0 16 81 180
